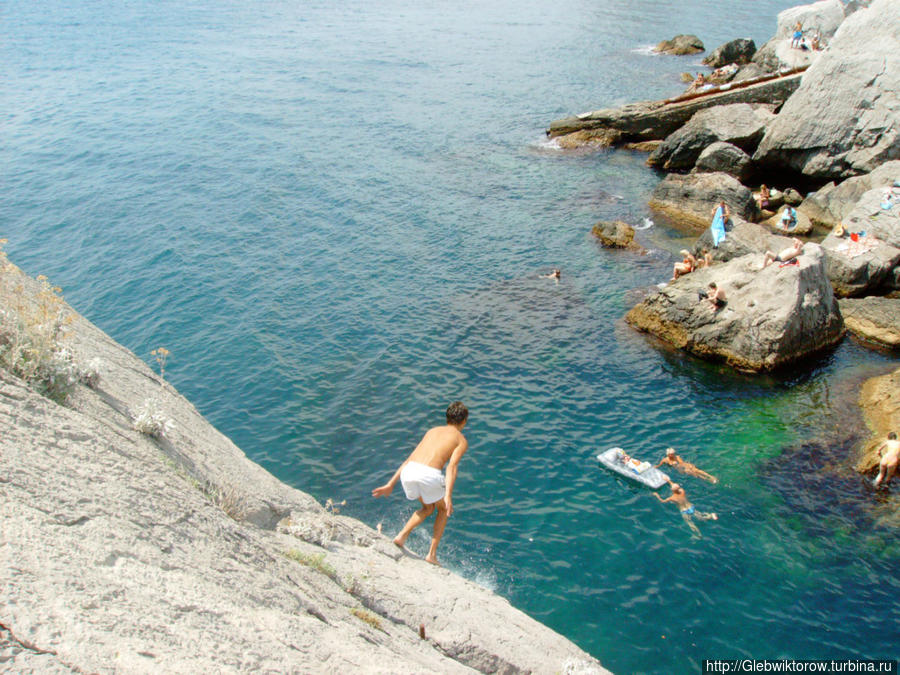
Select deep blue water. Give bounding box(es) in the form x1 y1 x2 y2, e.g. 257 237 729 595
3 1 899 673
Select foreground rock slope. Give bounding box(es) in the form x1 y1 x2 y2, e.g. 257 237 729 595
0 260 606 674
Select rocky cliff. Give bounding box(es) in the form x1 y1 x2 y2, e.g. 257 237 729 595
0 257 607 674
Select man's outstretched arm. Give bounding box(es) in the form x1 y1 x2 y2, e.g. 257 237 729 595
442 438 468 516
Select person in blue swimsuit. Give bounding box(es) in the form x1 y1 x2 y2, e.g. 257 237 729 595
654 481 717 536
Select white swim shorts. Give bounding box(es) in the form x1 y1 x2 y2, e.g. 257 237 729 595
400 461 446 505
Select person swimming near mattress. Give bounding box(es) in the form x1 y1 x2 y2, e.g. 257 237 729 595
656 447 718 483
372 401 469 566
654 481 717 537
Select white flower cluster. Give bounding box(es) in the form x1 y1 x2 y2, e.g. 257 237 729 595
131 397 175 439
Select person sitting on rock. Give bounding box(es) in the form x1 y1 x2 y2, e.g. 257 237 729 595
779 205 798 231
702 282 726 311
671 250 696 281
873 432 899 488
656 448 718 483
763 238 804 268
755 184 771 210
654 481 717 537
696 248 713 268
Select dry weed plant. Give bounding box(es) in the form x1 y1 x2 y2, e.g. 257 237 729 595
0 239 83 403
350 608 383 631
283 549 339 581
203 480 249 521
132 346 175 438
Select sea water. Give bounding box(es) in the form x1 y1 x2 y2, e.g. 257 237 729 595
3 1 899 672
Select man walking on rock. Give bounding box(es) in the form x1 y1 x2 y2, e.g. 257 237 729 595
372 402 469 565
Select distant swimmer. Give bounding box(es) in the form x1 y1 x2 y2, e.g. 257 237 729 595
372 402 469 565
654 481 717 537
656 447 718 483
873 432 899 488
540 269 561 280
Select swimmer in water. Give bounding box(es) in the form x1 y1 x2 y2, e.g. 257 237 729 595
656 448 718 483
654 481 717 537
540 269 561 280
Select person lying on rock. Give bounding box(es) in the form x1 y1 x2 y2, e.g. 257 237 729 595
873 432 899 488
656 447 718 483
762 238 803 268
372 401 469 565
654 481 717 537
697 282 726 311
671 250 696 281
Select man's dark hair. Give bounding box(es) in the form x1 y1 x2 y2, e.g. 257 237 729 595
889 432 898 440
446 401 468 426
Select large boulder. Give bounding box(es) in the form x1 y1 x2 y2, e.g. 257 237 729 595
625 245 844 371
856 366 900 484
753 0 900 180
694 219 797 263
820 232 900 297
703 39 756 68
591 220 643 251
839 297 900 348
694 142 752 180
655 35 704 55
800 161 900 228
761 208 814 236
649 172 759 229
752 0 847 72
648 103 775 171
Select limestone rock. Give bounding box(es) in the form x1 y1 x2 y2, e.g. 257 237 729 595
591 220 642 251
554 128 622 149
625 245 844 372
752 0 846 72
821 232 900 297
761 208 814 236
856 366 900 470
648 103 775 171
694 142 752 180
655 34 704 55
694 219 797 263
703 39 756 68
733 63 769 82
800 161 900 228
782 188 803 206
839 296 900 348
649 172 759 229
0 261 608 674
753 0 900 180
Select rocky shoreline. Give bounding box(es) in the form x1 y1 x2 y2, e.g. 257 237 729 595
579 0 897 480
0 255 607 673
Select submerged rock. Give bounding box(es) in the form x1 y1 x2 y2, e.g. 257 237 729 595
754 0 900 179
649 172 759 229
625 245 844 372
655 34 704 55
839 296 900 348
648 103 774 171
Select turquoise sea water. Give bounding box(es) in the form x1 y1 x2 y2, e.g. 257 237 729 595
3 1 899 672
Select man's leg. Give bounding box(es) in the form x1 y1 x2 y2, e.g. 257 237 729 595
681 513 701 537
874 461 887 487
694 511 717 521
425 499 449 565
394 499 434 548
884 462 898 485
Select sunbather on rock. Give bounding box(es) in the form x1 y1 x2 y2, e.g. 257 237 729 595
762 238 803 268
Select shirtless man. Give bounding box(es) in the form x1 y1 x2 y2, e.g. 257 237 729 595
372 402 469 565
540 269 561 280
656 447 718 483
763 238 803 268
654 481 717 537
702 282 726 312
873 431 899 488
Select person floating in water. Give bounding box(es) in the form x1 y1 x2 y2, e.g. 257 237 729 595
540 269 561 280
654 481 717 537
372 401 469 565
656 447 718 483
873 431 899 488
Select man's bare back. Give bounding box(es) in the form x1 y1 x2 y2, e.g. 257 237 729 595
408 425 467 470
873 433 899 487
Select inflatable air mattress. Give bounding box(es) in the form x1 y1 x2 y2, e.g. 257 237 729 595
597 447 670 489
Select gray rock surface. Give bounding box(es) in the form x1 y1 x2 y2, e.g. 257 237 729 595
0 261 607 675
800 161 900 228
782 188 803 206
655 34 704 55
694 220 797 263
821 232 900 297
649 172 759 229
753 0 900 179
648 104 775 171
625 245 844 371
839 296 900 348
703 39 756 68
694 142 752 180
761 208 814 236
591 220 642 251
752 0 846 72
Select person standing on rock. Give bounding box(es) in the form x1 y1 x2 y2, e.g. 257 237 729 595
873 432 899 488
710 201 729 248
372 401 469 565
